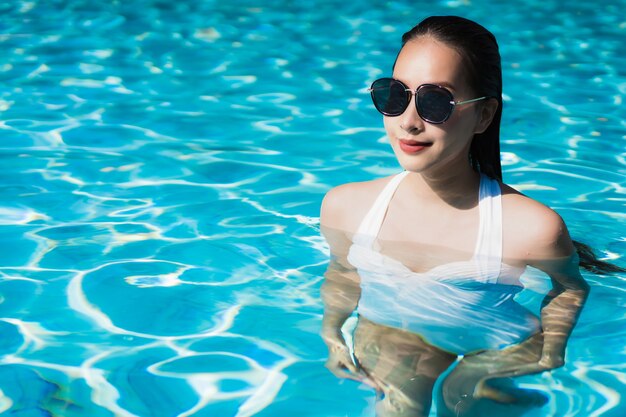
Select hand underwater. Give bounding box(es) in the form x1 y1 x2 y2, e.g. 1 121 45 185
323 335 381 391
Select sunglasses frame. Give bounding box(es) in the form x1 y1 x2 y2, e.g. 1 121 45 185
368 77 489 124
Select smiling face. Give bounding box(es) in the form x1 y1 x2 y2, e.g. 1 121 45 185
384 36 490 178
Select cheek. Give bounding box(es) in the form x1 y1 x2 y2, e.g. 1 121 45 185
439 110 478 140
442 126 476 153
448 106 481 130
383 116 396 133
428 120 475 154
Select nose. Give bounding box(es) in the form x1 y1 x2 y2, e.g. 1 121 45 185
399 93 425 134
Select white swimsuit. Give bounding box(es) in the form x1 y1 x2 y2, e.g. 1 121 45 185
347 171 541 355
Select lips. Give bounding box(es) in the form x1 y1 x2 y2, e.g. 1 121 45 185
398 138 432 154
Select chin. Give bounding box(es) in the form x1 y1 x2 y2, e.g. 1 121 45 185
392 149 433 173
396 158 432 173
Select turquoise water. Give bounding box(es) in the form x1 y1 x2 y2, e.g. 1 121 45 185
0 0 624 416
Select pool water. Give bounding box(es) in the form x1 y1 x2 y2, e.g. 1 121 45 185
0 0 624 416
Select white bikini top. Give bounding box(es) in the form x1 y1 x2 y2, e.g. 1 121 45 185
346 172 537 354
350 171 524 285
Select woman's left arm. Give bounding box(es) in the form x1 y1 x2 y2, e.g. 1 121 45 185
531 254 589 369
527 213 590 369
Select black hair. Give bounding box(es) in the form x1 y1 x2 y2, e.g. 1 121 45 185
397 16 624 274
574 241 625 274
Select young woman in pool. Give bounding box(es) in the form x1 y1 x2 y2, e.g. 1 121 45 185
318 15 613 416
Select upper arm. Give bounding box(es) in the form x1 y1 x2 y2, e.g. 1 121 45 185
320 185 362 280
320 184 350 231
527 207 575 261
320 180 382 266
502 187 574 262
503 192 585 290
320 183 358 263
526 210 588 290
321 177 389 231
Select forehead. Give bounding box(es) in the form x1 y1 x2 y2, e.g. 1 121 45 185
393 37 466 90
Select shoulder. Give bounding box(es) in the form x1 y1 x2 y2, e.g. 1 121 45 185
320 175 394 234
499 182 575 261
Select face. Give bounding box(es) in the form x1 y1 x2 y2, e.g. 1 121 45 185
384 36 490 177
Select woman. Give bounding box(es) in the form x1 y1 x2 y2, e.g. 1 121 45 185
319 16 601 416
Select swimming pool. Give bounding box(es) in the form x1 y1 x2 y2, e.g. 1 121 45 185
0 0 624 416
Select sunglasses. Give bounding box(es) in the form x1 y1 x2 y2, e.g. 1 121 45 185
368 78 489 124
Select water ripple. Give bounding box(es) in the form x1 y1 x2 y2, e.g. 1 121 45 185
0 0 624 415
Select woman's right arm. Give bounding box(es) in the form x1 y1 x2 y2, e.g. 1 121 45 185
320 255 363 379
319 186 364 380
320 255 361 345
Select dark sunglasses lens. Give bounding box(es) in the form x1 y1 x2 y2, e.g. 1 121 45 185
417 87 454 123
371 79 408 116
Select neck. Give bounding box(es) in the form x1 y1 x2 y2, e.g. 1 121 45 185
405 162 482 209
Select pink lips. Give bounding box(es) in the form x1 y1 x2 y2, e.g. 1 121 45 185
398 139 432 154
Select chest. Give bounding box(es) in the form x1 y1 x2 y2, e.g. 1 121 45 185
374 203 481 272
379 199 479 246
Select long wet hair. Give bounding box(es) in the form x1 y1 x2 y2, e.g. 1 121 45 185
398 16 624 274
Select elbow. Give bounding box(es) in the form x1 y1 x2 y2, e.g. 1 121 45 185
571 278 591 297
568 281 590 308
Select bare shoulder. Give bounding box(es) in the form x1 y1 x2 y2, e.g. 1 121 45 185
320 175 393 234
500 183 575 261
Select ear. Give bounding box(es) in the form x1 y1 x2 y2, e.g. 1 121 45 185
474 98 499 134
